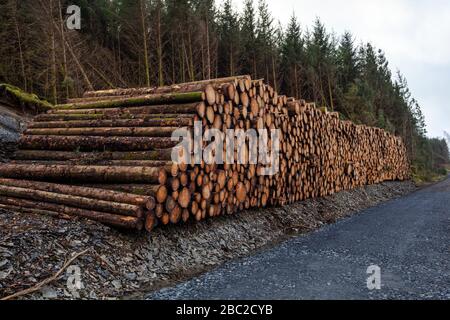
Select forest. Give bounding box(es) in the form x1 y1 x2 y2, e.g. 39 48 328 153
0 0 448 179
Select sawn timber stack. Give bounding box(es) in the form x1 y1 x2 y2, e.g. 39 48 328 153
0 76 410 233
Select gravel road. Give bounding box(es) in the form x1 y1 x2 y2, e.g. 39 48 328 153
148 176 450 300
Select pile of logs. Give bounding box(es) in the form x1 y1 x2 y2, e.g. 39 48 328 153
278 99 409 205
0 75 410 232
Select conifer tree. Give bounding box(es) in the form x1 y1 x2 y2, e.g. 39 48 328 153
280 14 303 98
240 0 257 77
218 0 240 76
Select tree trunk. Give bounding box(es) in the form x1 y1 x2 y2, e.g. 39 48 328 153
0 164 169 183
50 0 58 104
12 149 173 161
29 117 194 129
82 76 250 98
56 92 205 110
19 135 178 151
139 0 150 87
25 126 180 137
12 0 27 91
0 196 143 230
81 184 160 197
0 178 155 208
156 2 164 87
57 0 69 99
205 16 211 80
0 185 143 217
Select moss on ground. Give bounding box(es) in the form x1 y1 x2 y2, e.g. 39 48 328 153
0 83 53 112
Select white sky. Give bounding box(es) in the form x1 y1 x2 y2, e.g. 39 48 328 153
228 0 450 138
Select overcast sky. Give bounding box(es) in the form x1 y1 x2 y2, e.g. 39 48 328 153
230 0 450 138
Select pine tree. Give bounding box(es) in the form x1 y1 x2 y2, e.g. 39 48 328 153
256 0 276 86
240 0 257 77
280 13 303 98
337 32 358 91
218 0 240 76
193 0 217 80
165 0 195 82
305 18 337 110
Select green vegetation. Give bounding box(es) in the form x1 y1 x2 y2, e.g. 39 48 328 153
0 83 53 112
0 0 448 179
412 138 450 184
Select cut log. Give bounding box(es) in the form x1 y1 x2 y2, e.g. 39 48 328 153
19 135 178 151
156 185 168 203
12 149 173 161
25 127 180 137
55 92 205 110
165 196 177 213
0 203 72 220
0 178 155 208
169 205 182 224
79 83 214 103
145 213 157 232
0 196 143 230
236 182 247 202
34 112 195 122
182 209 190 223
178 187 191 209
29 117 194 128
51 104 203 116
11 160 174 167
0 185 143 217
0 164 169 183
80 184 159 196
82 76 251 98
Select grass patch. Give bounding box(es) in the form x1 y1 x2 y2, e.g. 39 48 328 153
412 167 448 186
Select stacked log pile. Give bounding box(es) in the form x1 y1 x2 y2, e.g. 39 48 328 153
0 75 410 232
279 99 409 205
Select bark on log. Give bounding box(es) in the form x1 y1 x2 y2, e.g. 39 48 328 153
80 184 159 196
0 203 72 220
51 103 203 116
25 127 180 137
12 149 173 161
55 92 205 110
29 117 194 129
0 185 143 217
0 164 168 183
82 76 250 98
19 135 178 151
0 178 154 208
79 84 214 105
34 112 195 122
10 160 174 167
0 196 143 230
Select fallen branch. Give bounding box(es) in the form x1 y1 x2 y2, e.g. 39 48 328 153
0 249 89 300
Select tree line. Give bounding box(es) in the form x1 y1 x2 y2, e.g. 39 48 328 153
0 0 448 177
